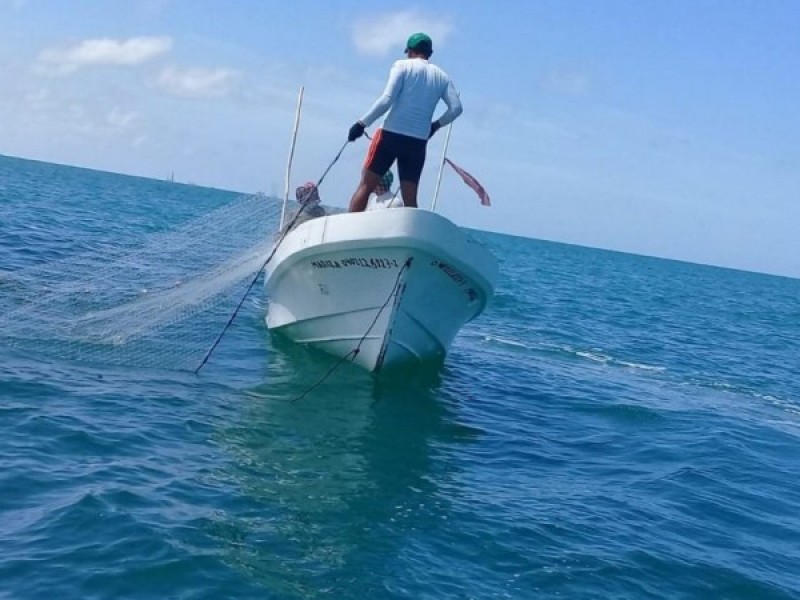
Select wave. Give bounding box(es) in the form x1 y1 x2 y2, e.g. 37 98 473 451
481 334 667 373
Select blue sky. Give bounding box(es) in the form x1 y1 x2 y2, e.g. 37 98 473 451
1 0 798 277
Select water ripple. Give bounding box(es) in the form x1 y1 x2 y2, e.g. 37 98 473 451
2 156 800 598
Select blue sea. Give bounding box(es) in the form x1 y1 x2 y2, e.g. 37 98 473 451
1 154 799 599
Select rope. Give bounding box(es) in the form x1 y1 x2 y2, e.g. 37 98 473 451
315 139 349 189
292 257 413 401
194 140 351 373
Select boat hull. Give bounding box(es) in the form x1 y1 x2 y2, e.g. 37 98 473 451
265 208 497 372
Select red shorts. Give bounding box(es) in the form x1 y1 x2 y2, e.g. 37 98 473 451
364 129 427 184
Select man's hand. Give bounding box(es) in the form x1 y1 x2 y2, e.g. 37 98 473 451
348 121 366 142
429 120 441 138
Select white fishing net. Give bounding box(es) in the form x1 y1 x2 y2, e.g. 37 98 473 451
0 193 287 371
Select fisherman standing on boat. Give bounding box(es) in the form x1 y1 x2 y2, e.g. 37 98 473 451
346 32 463 212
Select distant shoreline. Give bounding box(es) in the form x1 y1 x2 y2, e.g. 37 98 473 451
0 151 249 196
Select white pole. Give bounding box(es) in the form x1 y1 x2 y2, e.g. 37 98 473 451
430 124 453 212
280 86 304 230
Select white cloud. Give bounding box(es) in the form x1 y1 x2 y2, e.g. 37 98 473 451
352 11 453 57
37 36 172 74
107 107 140 131
156 65 240 99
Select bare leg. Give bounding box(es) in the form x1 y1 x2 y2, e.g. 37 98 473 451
399 180 419 208
348 169 382 212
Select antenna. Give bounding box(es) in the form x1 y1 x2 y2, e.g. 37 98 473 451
279 86 304 230
431 124 453 212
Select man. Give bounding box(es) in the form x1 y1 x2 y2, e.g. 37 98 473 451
347 32 463 212
281 181 326 234
366 170 403 210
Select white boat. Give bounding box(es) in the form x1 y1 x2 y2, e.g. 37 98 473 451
264 87 497 372
264 207 498 372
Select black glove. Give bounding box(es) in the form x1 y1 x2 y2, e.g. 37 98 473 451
348 121 365 142
429 120 441 138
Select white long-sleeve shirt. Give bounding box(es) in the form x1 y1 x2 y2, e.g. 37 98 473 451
359 58 463 140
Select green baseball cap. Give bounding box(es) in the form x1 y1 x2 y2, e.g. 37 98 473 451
405 32 433 55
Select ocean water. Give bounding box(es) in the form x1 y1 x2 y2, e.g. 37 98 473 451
1 154 799 599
